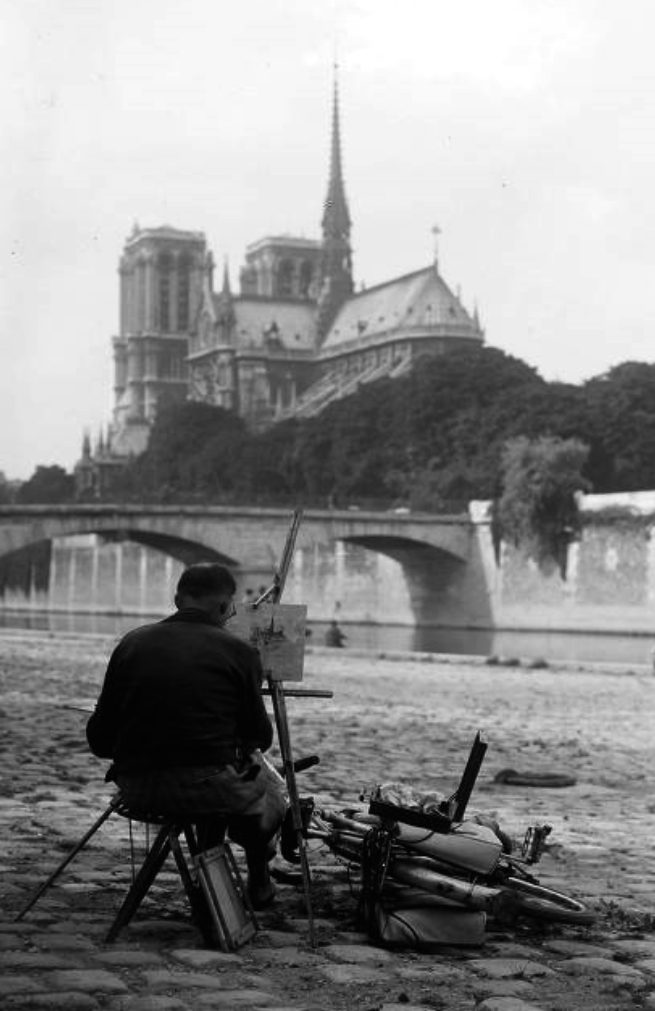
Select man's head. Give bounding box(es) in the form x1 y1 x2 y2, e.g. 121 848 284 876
175 563 237 625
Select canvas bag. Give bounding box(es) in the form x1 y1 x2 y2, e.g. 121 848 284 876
365 882 486 950
359 827 487 951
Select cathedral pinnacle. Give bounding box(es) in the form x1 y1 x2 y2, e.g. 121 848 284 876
431 224 441 271
221 257 231 296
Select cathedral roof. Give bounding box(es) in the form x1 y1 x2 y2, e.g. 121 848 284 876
245 236 321 255
320 265 482 355
216 295 317 351
125 224 205 249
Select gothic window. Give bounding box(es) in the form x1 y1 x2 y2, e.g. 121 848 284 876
299 260 313 297
136 260 146 332
158 253 172 331
160 351 182 379
277 259 294 297
177 254 191 332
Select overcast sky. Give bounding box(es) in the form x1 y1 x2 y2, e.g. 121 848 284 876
1 0 654 480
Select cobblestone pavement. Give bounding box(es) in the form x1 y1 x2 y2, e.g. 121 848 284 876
1 631 654 1010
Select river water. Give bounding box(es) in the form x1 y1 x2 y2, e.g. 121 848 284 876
0 608 651 666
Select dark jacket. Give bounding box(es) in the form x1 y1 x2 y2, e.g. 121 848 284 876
86 609 273 774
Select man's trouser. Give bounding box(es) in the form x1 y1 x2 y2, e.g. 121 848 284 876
114 757 286 856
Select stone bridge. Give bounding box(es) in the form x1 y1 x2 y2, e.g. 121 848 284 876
0 505 491 626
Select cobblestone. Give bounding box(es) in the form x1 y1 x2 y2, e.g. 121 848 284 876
558 955 646 977
91 948 166 967
1 993 101 1010
1 636 654 1010
476 999 543 1011
140 969 227 990
0 951 78 970
320 962 384 983
168 947 242 968
44 969 131 993
109 999 190 1011
323 942 394 963
191 991 285 1006
468 958 555 979
0 976 43 996
472 979 536 998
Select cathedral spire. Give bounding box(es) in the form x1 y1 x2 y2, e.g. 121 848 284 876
317 64 354 342
321 65 351 239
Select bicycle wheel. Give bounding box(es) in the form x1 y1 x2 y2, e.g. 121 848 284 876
498 876 595 925
388 858 595 927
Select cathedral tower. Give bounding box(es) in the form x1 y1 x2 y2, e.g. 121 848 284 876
317 67 354 341
111 225 206 455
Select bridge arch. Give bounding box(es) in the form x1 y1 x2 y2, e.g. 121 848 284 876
334 534 470 627
98 530 238 567
0 521 238 569
0 529 239 611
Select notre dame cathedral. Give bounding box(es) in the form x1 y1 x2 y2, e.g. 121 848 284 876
77 77 483 495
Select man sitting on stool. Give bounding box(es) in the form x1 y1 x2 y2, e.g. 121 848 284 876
86 562 285 909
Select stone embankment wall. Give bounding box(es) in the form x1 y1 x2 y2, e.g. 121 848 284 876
469 491 655 634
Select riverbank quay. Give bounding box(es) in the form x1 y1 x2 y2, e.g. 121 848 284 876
1 632 654 1010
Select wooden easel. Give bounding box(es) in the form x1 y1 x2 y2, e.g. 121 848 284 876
251 508 325 948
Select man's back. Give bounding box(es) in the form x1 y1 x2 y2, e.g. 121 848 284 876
87 609 272 773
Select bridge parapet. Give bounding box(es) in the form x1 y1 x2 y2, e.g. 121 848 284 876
0 504 475 565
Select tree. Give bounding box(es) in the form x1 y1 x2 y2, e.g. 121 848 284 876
17 465 74 504
120 400 249 500
496 436 591 576
582 362 655 491
0 471 15 504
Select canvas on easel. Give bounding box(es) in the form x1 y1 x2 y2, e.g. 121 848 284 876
229 603 307 681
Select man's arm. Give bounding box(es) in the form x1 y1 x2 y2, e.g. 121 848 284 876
86 644 128 758
238 649 274 753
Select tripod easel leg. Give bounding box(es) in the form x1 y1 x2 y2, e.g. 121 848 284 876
269 680 316 948
15 799 120 922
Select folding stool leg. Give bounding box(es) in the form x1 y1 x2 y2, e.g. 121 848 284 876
106 824 171 942
15 800 119 922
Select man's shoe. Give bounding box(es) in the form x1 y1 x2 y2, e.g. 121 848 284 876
248 877 277 910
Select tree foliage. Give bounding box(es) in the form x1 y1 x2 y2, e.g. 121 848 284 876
496 436 591 575
20 347 653 512
16 465 75 504
0 472 15 504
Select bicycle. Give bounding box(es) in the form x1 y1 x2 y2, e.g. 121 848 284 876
270 740 596 948
300 802 594 925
